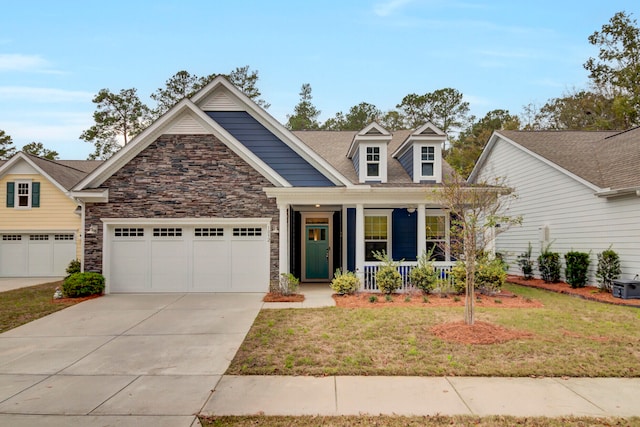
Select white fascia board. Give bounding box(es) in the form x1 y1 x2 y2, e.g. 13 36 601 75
473 132 602 192
413 121 446 136
392 136 445 158
101 217 272 225
70 189 109 203
74 100 290 190
0 153 73 198
193 77 353 187
358 122 391 136
595 186 640 198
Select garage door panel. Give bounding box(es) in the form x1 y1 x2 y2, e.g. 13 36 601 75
110 241 148 292
150 240 188 291
28 240 53 275
0 233 74 277
0 236 27 276
53 235 77 274
230 239 268 292
192 240 230 291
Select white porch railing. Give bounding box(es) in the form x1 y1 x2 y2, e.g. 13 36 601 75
362 262 456 292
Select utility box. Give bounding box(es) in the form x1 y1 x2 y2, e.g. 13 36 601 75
612 279 640 299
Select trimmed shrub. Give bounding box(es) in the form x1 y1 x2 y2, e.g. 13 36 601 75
373 250 402 294
450 261 467 294
517 242 534 279
410 251 438 294
62 272 105 298
565 251 591 288
596 248 621 291
275 273 299 296
538 243 561 283
451 257 506 295
330 269 360 294
65 259 81 278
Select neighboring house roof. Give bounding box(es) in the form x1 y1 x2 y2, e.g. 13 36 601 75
471 128 640 193
295 129 457 186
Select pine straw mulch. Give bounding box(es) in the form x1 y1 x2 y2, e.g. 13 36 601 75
507 275 640 307
431 321 534 345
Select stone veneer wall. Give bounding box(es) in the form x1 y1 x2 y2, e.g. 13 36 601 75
84 134 279 281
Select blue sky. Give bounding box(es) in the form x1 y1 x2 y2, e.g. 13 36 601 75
1 0 638 159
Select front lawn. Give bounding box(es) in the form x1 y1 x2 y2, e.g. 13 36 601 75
228 283 640 377
0 281 81 333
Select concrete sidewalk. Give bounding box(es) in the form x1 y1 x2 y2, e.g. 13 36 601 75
0 277 63 292
202 375 640 418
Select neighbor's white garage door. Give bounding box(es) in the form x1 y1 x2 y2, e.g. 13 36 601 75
0 233 76 277
107 224 269 293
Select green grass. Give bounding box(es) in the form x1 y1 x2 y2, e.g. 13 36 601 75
0 281 80 333
227 283 640 377
200 415 637 426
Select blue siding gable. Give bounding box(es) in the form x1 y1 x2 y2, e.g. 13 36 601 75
206 111 335 187
398 148 413 180
352 146 359 177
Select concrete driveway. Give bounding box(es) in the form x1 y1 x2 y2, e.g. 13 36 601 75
0 293 264 426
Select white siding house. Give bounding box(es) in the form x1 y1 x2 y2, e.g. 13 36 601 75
469 129 640 285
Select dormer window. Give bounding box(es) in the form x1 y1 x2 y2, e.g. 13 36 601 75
366 146 380 178
421 146 435 177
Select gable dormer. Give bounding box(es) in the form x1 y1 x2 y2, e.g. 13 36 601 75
392 122 446 183
347 123 392 183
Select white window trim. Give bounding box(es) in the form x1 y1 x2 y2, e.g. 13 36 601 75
14 179 32 209
425 210 450 261
413 143 442 183
364 209 392 262
359 143 387 183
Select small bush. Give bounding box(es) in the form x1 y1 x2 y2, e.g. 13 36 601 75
538 243 561 283
330 269 360 294
565 251 591 288
450 257 506 295
63 272 105 298
65 259 81 278
385 294 393 302
369 295 378 303
450 261 467 294
517 242 534 279
409 250 438 294
276 273 299 296
373 250 402 294
596 247 621 291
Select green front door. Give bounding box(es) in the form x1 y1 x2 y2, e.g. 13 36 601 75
305 225 330 280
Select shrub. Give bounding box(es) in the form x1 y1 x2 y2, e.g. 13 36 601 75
565 251 591 288
330 269 360 294
517 242 534 279
65 259 81 278
276 273 299 296
538 243 561 283
62 272 105 298
409 250 438 294
450 257 506 295
373 250 402 294
450 261 467 294
596 247 621 291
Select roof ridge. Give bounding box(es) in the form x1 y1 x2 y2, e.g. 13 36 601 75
603 125 640 140
23 152 88 173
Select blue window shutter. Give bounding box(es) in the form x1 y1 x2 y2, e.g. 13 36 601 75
31 182 40 208
6 182 14 207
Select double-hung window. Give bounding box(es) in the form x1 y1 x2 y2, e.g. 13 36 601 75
364 213 389 261
426 214 447 261
366 146 380 178
6 180 40 209
421 146 435 177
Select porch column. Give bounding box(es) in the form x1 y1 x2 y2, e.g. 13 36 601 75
278 204 289 275
355 203 365 282
417 204 426 257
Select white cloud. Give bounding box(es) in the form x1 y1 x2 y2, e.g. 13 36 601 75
374 0 414 17
0 86 93 103
0 54 61 73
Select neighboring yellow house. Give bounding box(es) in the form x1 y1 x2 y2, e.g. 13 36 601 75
0 153 100 277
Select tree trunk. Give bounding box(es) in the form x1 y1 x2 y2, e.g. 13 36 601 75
464 231 476 325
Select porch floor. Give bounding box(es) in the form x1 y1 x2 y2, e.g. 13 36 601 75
262 283 335 309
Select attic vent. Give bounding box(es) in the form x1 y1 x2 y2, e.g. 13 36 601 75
419 128 438 135
201 90 242 111
364 128 383 135
166 114 208 134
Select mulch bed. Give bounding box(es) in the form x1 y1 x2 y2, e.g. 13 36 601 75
507 275 640 308
431 321 533 345
263 293 305 302
52 294 103 304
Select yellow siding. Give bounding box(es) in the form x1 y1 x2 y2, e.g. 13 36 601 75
0 173 83 260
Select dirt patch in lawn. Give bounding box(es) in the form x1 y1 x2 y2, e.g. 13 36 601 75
332 291 543 309
263 293 305 302
431 321 534 345
507 275 640 307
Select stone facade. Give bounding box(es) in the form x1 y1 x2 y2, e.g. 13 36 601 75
84 134 279 280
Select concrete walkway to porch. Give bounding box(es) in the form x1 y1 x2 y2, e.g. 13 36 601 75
262 283 336 309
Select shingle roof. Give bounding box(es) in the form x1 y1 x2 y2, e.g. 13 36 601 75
497 129 639 190
294 130 457 186
18 154 102 190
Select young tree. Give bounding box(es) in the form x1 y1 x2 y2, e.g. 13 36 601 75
0 129 16 160
584 11 640 127
80 88 150 160
286 83 321 130
22 142 59 160
436 172 521 325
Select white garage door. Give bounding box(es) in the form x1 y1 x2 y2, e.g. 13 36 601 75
0 233 76 277
108 223 269 293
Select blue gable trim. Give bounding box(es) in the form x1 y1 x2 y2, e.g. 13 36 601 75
392 209 417 261
398 148 413 180
206 111 335 187
346 208 356 272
